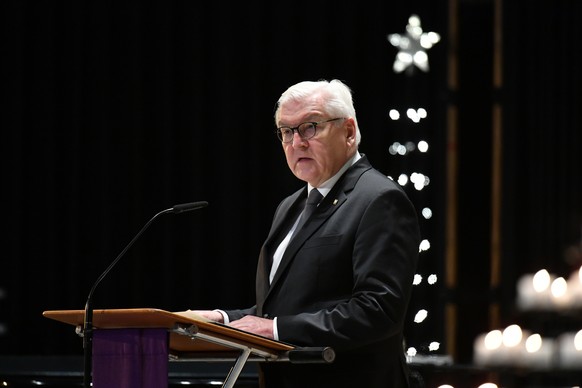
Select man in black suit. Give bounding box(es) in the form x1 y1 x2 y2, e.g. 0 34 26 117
181 79 420 387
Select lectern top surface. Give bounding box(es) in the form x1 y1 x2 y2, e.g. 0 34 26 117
43 308 294 354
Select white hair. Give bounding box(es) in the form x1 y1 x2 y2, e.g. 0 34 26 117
275 79 361 145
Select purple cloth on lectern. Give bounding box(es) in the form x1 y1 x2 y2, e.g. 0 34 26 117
93 328 168 388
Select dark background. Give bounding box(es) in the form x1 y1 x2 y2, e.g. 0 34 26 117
2 0 581 365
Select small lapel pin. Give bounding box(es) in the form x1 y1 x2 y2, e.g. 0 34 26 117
333 199 338 205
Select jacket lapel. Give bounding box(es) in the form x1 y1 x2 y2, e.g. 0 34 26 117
265 156 372 296
265 188 305 243
256 188 305 305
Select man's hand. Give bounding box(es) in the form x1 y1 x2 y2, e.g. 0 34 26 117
229 315 274 339
174 310 224 323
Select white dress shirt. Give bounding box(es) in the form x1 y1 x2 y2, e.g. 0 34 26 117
218 152 362 339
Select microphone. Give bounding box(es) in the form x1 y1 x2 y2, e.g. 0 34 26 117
82 201 208 388
172 201 209 213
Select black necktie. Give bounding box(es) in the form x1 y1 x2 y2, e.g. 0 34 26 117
293 189 323 236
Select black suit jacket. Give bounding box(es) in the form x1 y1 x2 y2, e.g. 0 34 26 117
226 156 420 388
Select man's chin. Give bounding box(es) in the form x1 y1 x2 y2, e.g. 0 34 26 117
293 170 312 184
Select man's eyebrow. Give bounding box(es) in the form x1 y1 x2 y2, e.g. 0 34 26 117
278 116 323 127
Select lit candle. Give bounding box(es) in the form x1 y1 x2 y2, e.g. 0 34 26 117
566 266 582 310
550 276 569 310
516 270 553 311
473 330 503 366
557 330 582 369
520 333 555 370
502 324 524 367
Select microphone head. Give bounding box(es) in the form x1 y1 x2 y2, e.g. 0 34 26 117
172 201 209 214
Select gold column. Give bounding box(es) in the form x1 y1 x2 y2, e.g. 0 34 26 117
445 0 459 359
489 0 503 329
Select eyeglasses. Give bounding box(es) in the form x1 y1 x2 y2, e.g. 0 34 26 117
275 117 345 143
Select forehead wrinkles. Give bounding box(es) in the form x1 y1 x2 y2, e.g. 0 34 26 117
278 93 328 126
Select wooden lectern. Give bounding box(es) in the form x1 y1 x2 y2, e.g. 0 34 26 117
43 308 335 388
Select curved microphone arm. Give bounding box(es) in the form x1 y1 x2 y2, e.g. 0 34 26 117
82 201 208 388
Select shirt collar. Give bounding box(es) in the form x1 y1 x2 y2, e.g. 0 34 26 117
307 151 361 198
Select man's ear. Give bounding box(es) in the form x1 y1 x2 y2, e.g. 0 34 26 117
345 117 356 143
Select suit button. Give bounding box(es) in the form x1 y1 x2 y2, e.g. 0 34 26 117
263 314 270 319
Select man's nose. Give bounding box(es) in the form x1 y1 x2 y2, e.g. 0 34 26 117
291 131 308 148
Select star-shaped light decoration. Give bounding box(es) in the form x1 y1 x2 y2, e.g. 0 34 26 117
388 14 440 74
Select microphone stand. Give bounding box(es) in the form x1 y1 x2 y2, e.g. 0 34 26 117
82 202 208 388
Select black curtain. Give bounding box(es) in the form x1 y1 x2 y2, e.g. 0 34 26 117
453 0 495 362
2 1 448 355
491 1 582 355
451 0 582 361
502 0 582 310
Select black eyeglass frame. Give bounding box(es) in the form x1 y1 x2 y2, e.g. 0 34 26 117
275 117 345 143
